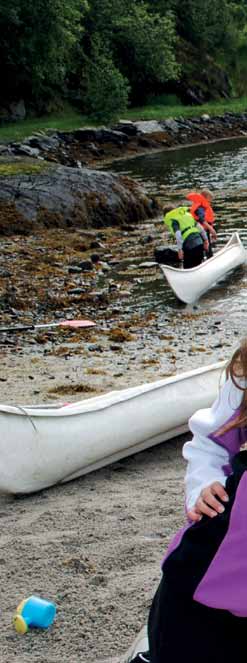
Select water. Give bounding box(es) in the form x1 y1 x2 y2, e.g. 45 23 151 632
110 137 247 290
104 138 247 370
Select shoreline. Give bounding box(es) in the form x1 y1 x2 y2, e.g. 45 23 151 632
2 111 247 171
97 132 247 167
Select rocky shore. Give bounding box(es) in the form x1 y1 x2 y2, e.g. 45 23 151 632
1 112 245 405
0 115 246 663
1 112 247 167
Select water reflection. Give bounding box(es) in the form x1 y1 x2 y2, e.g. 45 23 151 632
111 138 247 192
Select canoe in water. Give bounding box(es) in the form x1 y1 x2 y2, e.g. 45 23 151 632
0 361 224 494
160 232 246 304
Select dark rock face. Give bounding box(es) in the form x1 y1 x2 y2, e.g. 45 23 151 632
154 246 179 265
0 99 26 122
0 161 160 235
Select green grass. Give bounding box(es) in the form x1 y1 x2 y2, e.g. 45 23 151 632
1 97 247 143
0 161 52 176
0 108 97 143
124 96 247 121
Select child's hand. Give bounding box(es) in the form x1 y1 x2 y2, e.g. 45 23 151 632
187 481 229 522
178 249 184 261
203 240 209 252
210 227 217 240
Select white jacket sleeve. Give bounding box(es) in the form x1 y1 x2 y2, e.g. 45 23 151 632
183 377 243 510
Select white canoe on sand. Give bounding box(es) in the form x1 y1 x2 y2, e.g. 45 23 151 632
122 625 148 663
0 362 224 495
160 232 246 304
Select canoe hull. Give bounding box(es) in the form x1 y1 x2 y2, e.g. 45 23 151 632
122 626 148 663
160 233 246 304
0 362 224 494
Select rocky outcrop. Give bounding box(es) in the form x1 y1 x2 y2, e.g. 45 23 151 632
0 159 159 235
2 112 247 168
0 99 26 122
175 41 231 106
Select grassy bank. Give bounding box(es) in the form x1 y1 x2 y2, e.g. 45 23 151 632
125 96 247 121
1 97 247 143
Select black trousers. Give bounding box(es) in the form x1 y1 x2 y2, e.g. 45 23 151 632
148 452 247 663
183 243 204 269
206 229 213 259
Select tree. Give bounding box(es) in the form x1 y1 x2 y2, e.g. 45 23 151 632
81 1 179 106
0 0 88 106
177 0 231 52
83 37 130 122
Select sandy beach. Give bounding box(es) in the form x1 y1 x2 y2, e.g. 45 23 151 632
0 432 187 663
0 182 241 662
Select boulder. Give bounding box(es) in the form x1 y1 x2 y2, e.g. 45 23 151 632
154 246 179 265
134 120 164 134
0 158 160 235
9 99 26 121
112 121 139 136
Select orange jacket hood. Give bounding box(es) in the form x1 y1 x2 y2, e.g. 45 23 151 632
186 192 215 223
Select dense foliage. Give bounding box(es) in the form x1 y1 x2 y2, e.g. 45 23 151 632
1 0 247 120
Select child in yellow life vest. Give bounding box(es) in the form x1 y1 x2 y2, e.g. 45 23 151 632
186 189 217 258
163 205 209 269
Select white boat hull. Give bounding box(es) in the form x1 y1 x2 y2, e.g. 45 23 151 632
122 626 148 663
160 232 246 304
0 362 225 494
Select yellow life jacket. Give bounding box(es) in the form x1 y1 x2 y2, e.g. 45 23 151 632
164 207 200 242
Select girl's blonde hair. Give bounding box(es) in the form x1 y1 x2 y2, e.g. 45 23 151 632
201 189 213 200
221 339 247 432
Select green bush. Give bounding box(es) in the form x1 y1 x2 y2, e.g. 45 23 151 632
84 48 130 123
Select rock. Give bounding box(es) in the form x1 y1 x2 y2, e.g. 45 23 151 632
71 128 99 142
90 253 101 264
154 246 179 265
77 260 93 271
139 261 157 268
26 135 60 150
201 114 210 122
68 288 85 295
90 240 104 249
122 224 135 232
179 87 203 105
142 234 154 244
0 270 11 277
138 137 156 148
96 129 128 145
162 119 180 133
68 266 82 273
86 143 102 156
0 160 159 235
0 145 11 155
12 144 40 158
112 121 139 136
9 99 26 121
100 261 110 271
134 120 164 134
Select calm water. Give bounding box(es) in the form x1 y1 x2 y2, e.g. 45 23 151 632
111 137 247 241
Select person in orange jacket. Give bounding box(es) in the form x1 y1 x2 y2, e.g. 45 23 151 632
186 190 217 258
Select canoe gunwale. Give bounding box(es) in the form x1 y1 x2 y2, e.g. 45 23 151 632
159 232 246 303
159 232 243 276
0 361 226 494
0 361 225 418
